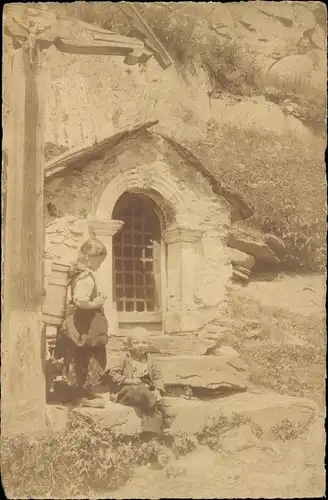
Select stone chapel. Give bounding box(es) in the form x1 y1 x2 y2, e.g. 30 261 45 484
43 121 252 350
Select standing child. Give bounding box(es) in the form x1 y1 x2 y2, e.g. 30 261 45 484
55 237 109 400
110 328 175 435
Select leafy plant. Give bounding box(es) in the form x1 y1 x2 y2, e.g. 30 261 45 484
197 413 262 452
1 413 169 498
269 417 313 441
261 208 326 272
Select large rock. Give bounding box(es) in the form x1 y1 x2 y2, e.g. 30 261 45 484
232 268 250 283
228 230 279 264
230 248 256 270
107 334 217 356
150 335 217 356
106 354 249 392
157 355 248 390
71 392 318 437
263 233 286 258
220 424 259 454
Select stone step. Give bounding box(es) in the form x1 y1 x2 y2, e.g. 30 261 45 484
107 334 217 356
67 392 318 437
106 354 249 392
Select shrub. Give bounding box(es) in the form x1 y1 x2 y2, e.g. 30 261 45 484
231 292 326 405
269 417 313 441
1 413 169 498
197 413 262 451
261 209 326 272
189 125 326 272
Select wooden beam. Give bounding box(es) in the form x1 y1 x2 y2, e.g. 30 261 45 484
118 3 173 69
2 37 46 437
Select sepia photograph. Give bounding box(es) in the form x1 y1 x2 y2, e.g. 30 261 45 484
1 2 327 498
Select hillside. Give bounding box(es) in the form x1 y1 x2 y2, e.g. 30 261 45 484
3 2 326 271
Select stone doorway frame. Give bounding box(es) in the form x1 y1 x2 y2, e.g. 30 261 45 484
91 164 204 335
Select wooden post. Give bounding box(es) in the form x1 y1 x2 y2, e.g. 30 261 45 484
2 3 172 438
2 36 46 436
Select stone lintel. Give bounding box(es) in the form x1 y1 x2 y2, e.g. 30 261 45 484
163 226 204 244
88 218 124 238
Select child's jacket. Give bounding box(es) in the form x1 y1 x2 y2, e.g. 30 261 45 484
110 352 165 393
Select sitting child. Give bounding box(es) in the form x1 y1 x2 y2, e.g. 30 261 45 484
109 328 175 435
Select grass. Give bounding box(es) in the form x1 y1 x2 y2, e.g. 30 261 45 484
2 407 311 498
230 291 326 407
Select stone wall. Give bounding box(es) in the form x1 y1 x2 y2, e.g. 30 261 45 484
44 132 232 332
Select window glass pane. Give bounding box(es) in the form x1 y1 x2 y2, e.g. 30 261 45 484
134 221 143 232
124 234 132 244
134 247 142 258
115 259 122 271
123 246 133 257
125 260 133 271
145 247 153 258
136 301 145 312
126 301 134 312
135 234 143 245
125 274 133 286
145 261 152 272
135 260 143 271
135 274 143 286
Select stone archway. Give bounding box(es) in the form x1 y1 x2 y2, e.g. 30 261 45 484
89 161 205 335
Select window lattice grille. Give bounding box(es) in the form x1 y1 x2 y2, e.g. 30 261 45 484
113 194 161 314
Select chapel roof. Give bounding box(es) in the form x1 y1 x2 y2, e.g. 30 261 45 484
44 121 253 222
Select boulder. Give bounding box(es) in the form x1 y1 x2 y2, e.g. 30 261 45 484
216 345 240 358
71 392 318 437
263 233 286 258
228 230 279 264
230 248 256 270
154 355 249 391
46 404 69 433
232 269 250 283
149 335 217 356
107 334 217 356
106 354 249 392
220 424 259 454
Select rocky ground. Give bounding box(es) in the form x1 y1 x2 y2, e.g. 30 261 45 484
111 421 325 499
94 274 325 499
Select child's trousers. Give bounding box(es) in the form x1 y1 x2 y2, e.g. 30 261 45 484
116 384 175 433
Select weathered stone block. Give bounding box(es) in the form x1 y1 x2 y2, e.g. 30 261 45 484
159 355 248 390
220 425 259 454
107 334 217 356
263 233 286 258
228 231 279 264
106 354 249 391
150 335 217 356
230 248 256 270
70 392 318 437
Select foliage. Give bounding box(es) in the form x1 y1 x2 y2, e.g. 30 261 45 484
56 2 325 124
231 293 326 406
44 142 70 162
269 417 314 442
197 413 262 452
1 413 169 498
44 4 325 271
261 209 326 272
190 125 326 272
